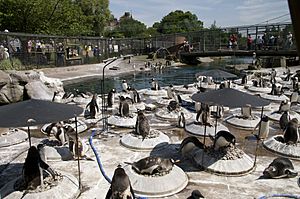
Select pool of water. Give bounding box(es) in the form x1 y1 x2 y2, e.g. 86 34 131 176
65 57 251 94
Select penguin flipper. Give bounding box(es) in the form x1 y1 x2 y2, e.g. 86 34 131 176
285 170 298 178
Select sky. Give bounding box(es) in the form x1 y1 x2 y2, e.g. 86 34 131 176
109 0 291 28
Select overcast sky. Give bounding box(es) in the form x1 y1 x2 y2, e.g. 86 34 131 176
110 0 291 28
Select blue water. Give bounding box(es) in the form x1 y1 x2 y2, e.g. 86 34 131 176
64 57 251 94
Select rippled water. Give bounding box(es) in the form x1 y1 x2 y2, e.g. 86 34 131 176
65 57 251 94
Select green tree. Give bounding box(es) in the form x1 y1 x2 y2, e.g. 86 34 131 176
0 0 92 36
153 10 203 34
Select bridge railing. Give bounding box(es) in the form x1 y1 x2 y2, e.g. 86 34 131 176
0 23 296 70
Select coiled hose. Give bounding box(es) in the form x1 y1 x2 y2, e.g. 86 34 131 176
89 129 148 199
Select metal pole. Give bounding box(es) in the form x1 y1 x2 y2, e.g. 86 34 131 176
27 126 31 147
75 116 81 190
254 106 264 166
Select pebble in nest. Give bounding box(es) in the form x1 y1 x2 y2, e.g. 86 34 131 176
125 156 179 176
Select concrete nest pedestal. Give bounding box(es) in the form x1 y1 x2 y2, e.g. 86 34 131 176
155 108 192 122
107 115 137 128
267 111 300 122
123 164 188 198
0 172 79 199
0 129 28 148
185 122 229 136
141 89 167 97
174 86 198 94
192 148 254 176
247 86 271 94
260 93 289 102
263 135 300 160
120 129 170 151
225 115 261 130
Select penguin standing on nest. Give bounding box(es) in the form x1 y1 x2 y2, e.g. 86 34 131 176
210 130 236 150
283 118 299 145
86 94 99 119
107 88 116 108
129 87 141 103
105 165 135 199
279 111 290 130
119 96 130 117
21 146 56 190
135 110 150 141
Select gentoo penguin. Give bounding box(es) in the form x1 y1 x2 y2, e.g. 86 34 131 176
257 115 270 140
263 157 298 179
86 94 99 119
125 157 176 175
107 88 116 108
179 136 205 158
283 118 299 144
187 190 205 199
105 165 135 199
129 87 140 103
270 68 277 84
54 123 68 146
121 80 129 92
178 112 186 128
279 111 290 130
45 122 58 136
135 110 150 141
119 96 130 117
22 146 56 190
210 130 236 150
150 78 160 90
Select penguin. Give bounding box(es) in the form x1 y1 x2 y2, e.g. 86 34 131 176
44 122 58 137
178 112 186 128
125 157 176 175
167 100 180 112
179 136 205 158
54 123 68 146
210 130 236 150
256 115 270 140
279 111 290 130
119 96 130 117
107 88 116 108
263 157 298 179
187 190 205 199
135 110 150 141
167 85 175 99
283 118 299 145
290 92 299 105
129 87 140 104
122 80 129 92
105 166 135 199
150 78 160 90
278 100 290 113
196 103 207 124
86 94 99 119
21 146 56 190
37 144 47 163
241 74 247 85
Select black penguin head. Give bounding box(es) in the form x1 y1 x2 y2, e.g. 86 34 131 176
122 80 127 83
111 88 116 93
261 115 269 122
37 144 45 150
263 165 277 178
191 190 205 198
119 96 125 101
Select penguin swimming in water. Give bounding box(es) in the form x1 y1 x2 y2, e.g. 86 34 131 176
107 88 116 108
86 94 99 119
105 165 135 199
210 130 236 150
279 111 290 130
122 80 129 92
178 112 186 128
125 157 176 175
21 146 56 190
135 110 150 141
179 136 205 158
119 96 130 117
263 157 298 179
283 118 299 145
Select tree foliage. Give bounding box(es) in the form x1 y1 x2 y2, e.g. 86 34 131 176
153 10 203 34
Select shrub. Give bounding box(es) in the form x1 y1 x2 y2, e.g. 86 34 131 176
0 58 23 70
